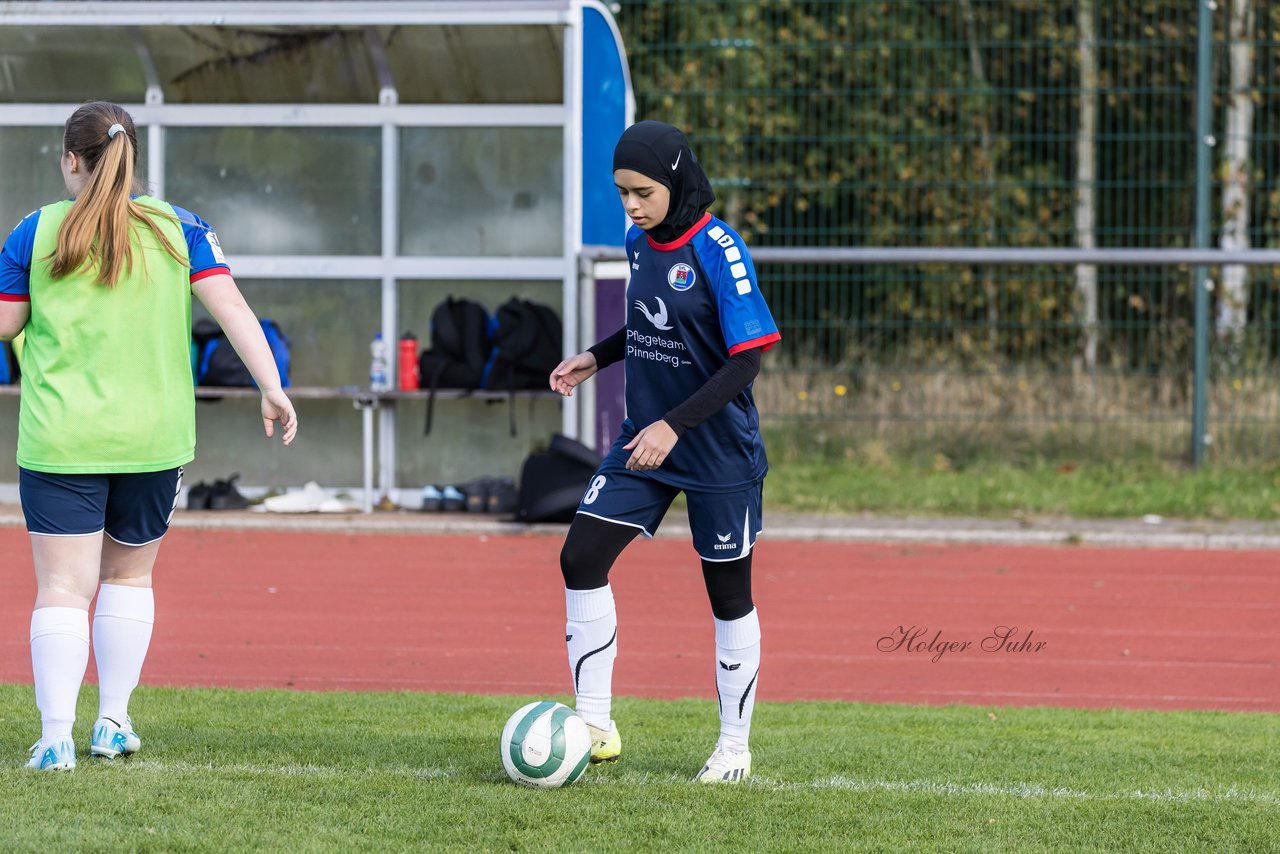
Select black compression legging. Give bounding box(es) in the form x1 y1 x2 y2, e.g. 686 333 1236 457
560 513 755 621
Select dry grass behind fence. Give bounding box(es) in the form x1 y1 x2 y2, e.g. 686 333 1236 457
756 368 1280 465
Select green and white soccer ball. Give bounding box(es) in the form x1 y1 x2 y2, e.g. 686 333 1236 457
500 701 592 788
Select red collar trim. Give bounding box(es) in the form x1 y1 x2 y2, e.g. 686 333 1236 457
646 212 713 251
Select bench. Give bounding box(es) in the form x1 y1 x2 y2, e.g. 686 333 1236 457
0 385 557 513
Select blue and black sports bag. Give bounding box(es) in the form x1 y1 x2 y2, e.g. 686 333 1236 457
194 318 291 388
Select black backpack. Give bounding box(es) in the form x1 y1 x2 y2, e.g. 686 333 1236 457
482 298 563 392
513 433 603 523
194 318 291 388
419 297 492 433
481 298 563 435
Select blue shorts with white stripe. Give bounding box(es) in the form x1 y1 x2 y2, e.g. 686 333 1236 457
20 466 184 546
575 448 762 562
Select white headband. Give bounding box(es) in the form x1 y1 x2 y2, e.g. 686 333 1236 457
107 123 125 139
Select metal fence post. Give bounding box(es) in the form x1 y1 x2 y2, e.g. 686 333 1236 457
1192 0 1215 467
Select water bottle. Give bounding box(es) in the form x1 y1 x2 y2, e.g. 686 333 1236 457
398 332 420 390
370 333 390 391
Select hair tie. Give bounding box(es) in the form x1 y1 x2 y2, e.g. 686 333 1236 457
107 123 125 139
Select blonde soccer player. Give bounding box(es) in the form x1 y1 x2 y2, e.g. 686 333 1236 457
0 101 297 770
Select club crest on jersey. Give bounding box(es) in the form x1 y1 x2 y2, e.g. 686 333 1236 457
667 263 695 291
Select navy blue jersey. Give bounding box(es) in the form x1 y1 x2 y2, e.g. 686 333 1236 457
623 212 781 492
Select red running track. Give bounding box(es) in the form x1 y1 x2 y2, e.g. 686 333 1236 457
0 527 1276 711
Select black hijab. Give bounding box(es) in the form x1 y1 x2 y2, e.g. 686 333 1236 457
612 120 716 244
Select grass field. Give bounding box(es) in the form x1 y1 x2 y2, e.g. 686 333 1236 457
765 454 1280 520
3 685 1276 852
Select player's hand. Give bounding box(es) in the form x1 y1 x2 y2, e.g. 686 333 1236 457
550 352 599 397
261 388 298 445
623 420 678 471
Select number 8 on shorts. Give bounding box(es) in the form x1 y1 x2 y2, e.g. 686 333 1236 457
582 475 606 505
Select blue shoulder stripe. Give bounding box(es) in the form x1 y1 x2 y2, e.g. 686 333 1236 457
0 209 40 298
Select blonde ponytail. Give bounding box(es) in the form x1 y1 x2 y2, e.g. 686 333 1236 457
50 103 186 285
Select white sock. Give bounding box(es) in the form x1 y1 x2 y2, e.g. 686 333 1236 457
714 608 761 750
30 607 91 743
92 584 155 724
565 585 617 730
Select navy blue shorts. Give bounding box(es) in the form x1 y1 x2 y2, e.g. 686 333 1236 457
20 467 184 545
575 447 763 562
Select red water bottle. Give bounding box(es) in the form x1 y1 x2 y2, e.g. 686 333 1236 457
398 332 420 390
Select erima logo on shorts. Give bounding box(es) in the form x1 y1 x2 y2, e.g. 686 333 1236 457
714 532 736 550
668 263 695 291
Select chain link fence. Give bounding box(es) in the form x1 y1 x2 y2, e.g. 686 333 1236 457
615 0 1280 465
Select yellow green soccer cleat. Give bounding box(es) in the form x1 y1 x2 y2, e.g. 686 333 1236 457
587 723 621 764
694 743 751 784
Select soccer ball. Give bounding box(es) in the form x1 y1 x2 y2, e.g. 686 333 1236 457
500 701 592 788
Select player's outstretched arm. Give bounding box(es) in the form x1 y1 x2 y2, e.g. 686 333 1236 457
550 352 599 397
552 326 627 396
258 388 298 445
192 272 298 445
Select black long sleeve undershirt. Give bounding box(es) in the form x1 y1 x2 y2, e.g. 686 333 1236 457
586 327 764 439
663 347 761 437
586 327 627 370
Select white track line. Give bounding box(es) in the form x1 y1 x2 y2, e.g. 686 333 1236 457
752 776 1280 806
120 760 1280 805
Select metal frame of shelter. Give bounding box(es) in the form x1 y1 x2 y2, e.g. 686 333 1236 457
0 0 634 496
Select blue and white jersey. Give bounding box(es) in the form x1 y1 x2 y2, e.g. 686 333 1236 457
0 199 230 301
623 211 781 492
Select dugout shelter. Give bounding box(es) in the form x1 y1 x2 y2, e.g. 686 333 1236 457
0 0 633 506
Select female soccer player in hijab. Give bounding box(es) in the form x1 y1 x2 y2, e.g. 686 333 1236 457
549 121 780 784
